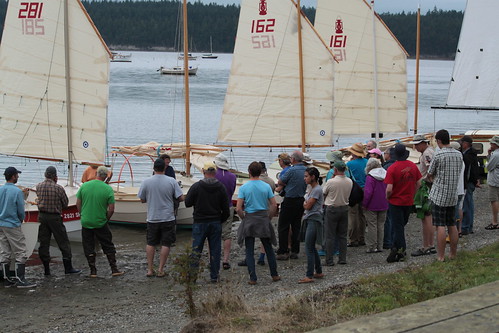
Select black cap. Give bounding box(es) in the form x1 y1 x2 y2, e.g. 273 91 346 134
4 166 21 178
393 144 409 161
459 135 473 144
45 166 57 178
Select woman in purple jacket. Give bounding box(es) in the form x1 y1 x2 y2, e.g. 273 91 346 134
363 158 389 253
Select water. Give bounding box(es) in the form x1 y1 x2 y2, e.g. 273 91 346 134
2 52 499 187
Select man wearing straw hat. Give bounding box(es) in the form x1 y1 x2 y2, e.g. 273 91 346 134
409 134 436 257
346 143 368 247
485 135 499 230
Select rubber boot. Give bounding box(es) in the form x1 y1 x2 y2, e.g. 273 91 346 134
14 262 37 289
106 253 124 276
1 262 15 288
42 260 51 276
86 255 97 278
63 259 82 275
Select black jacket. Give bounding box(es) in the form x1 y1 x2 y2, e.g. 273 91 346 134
463 148 479 189
185 178 230 223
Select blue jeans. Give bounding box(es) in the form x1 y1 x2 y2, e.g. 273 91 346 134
304 219 322 278
245 237 278 282
389 204 411 252
383 206 393 248
191 221 222 281
462 183 475 232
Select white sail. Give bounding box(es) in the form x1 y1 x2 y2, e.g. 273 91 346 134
0 0 111 164
315 0 408 134
446 0 499 109
217 0 336 146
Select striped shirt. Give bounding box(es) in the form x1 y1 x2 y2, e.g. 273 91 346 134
36 179 69 214
428 147 463 207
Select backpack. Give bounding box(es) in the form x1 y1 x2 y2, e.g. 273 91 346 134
348 179 364 207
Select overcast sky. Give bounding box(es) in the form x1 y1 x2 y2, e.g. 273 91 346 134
195 0 467 13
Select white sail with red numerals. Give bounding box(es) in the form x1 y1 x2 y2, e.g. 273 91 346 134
314 0 408 135
0 0 111 164
217 0 336 146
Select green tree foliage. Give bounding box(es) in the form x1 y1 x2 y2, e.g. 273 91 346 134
0 1 463 58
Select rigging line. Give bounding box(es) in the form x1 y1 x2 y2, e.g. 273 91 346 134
248 2 293 143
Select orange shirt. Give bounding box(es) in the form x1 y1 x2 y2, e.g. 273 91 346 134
81 166 98 183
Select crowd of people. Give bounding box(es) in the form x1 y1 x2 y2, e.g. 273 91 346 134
1 131 498 287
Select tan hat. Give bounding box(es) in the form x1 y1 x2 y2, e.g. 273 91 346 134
203 161 217 171
489 135 499 146
409 134 429 145
213 153 229 170
302 153 313 165
347 143 366 157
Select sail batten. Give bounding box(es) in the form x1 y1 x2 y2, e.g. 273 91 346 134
217 0 336 146
314 0 408 135
446 0 499 109
0 0 110 164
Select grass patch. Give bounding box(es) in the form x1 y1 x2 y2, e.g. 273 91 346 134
181 242 499 332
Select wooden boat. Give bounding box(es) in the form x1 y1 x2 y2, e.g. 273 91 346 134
159 65 198 75
0 0 112 254
111 52 132 62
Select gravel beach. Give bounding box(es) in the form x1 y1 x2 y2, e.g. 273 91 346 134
1 185 498 333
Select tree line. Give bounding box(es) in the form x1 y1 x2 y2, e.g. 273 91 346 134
0 1 463 58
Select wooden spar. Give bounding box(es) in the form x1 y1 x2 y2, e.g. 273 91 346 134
183 0 191 176
414 7 421 134
371 0 379 142
297 0 306 152
63 0 74 186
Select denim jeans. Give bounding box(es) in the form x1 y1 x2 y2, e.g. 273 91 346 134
245 237 278 282
389 204 411 252
383 206 393 248
461 183 475 232
304 218 322 278
191 221 222 281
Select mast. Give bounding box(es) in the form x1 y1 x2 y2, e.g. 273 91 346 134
297 0 306 152
182 0 191 176
64 0 74 186
414 6 421 134
371 0 379 142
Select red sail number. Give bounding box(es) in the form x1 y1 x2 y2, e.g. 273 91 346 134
18 2 43 19
251 19 275 33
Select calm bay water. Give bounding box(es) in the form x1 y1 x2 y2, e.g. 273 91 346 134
2 51 499 187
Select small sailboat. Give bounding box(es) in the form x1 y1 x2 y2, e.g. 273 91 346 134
0 0 112 253
159 65 198 75
202 36 218 59
178 53 198 61
111 51 132 62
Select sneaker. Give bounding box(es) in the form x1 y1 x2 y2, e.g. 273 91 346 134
289 253 298 259
15 280 37 289
386 249 398 263
276 254 289 260
338 260 347 265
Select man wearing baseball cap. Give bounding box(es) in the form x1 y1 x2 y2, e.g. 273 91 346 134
458 135 480 235
0 167 36 288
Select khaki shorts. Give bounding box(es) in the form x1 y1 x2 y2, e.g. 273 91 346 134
489 185 499 202
222 207 235 241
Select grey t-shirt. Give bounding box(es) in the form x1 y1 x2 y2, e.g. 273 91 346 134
138 174 183 223
303 185 324 219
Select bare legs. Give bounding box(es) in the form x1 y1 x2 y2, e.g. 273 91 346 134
146 245 170 275
436 226 458 261
223 239 231 263
422 215 434 249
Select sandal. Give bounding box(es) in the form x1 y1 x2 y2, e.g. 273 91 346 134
146 271 155 277
485 223 499 230
222 262 231 270
298 277 314 284
156 271 166 278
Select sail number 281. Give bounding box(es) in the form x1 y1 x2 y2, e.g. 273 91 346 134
18 2 45 35
251 19 276 49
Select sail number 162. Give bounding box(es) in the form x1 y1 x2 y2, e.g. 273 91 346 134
251 19 276 49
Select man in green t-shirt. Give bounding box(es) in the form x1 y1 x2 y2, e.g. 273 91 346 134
76 166 124 277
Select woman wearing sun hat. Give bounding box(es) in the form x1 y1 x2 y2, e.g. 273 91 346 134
346 143 368 247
